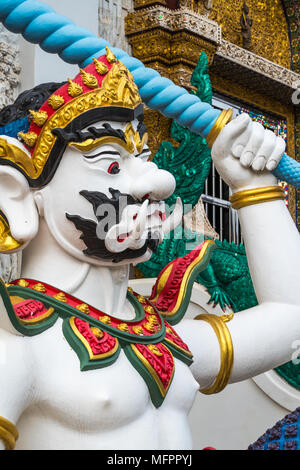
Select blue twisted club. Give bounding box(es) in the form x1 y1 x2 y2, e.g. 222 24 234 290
0 0 299 188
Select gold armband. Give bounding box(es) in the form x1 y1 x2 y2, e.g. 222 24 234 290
194 313 234 394
0 416 19 450
206 109 233 148
230 185 285 210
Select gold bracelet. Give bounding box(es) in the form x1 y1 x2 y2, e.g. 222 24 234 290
194 313 234 394
206 109 233 148
230 186 285 210
0 416 19 450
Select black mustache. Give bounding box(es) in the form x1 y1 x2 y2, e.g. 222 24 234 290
66 188 159 263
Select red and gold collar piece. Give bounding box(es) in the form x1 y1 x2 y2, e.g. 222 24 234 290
1 241 215 407
2 277 192 408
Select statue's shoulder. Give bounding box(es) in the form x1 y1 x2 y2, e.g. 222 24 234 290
0 278 63 336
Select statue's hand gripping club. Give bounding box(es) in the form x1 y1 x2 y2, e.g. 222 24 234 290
212 114 286 192
0 0 299 188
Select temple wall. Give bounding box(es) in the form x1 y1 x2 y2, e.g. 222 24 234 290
99 0 133 53
0 25 20 108
0 25 22 281
182 0 292 69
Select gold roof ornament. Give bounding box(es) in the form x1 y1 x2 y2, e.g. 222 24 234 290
93 58 108 75
48 95 65 110
18 131 38 147
67 78 83 97
80 69 99 89
105 46 117 64
29 110 48 127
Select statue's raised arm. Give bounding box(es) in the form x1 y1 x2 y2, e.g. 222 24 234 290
175 113 300 393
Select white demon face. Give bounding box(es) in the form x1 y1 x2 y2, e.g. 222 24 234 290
35 117 182 266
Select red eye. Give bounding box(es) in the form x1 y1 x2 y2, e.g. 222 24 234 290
107 162 120 174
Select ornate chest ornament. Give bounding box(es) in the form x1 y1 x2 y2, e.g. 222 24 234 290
2 240 215 408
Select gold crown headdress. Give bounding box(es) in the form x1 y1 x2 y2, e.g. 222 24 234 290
0 48 144 252
1 47 142 185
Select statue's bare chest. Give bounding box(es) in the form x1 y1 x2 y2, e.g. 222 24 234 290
28 320 199 432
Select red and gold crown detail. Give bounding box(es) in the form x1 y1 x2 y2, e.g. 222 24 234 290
16 48 142 179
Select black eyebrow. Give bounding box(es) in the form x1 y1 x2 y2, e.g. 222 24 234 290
136 148 150 157
137 121 147 140
83 150 121 159
52 123 126 145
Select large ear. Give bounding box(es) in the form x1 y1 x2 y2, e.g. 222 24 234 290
0 137 39 254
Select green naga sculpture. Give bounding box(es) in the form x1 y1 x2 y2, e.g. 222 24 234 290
137 52 300 391
138 52 257 313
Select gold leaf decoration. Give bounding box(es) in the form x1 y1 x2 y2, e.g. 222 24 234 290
48 95 65 110
105 46 117 64
132 326 144 335
0 214 23 252
33 283 46 293
53 292 67 302
80 69 99 89
90 327 104 339
144 322 155 332
0 137 38 178
148 344 163 356
144 305 155 314
93 58 108 75
29 110 48 127
17 279 29 287
67 78 83 97
18 131 38 147
118 323 129 332
99 315 111 325
147 315 159 325
76 303 90 314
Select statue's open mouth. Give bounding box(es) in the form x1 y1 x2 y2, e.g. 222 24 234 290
105 197 183 254
66 189 182 263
